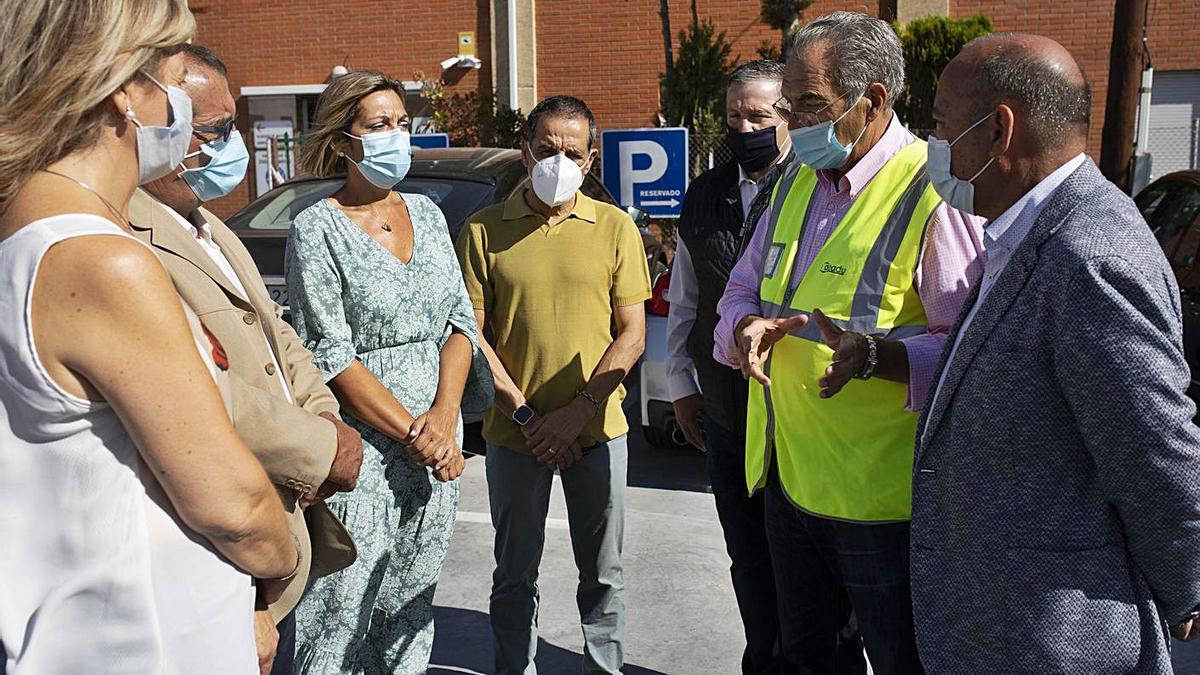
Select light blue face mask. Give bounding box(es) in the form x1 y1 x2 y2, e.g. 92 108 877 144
179 132 250 202
787 91 869 170
341 128 412 189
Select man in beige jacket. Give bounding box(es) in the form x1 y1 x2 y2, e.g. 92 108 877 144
130 45 362 675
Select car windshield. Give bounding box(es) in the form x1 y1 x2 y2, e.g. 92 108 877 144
228 176 496 237
1139 180 1200 271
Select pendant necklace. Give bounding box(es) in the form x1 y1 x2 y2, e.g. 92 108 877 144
369 202 392 232
42 170 126 224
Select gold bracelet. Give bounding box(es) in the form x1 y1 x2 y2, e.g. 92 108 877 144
274 533 303 583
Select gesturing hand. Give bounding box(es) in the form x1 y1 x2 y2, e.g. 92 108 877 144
1172 612 1200 641
811 308 868 399
736 314 811 387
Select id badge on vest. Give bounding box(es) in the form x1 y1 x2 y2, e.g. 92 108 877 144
764 242 785 278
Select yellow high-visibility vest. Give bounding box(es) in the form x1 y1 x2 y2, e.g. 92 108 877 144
746 140 942 522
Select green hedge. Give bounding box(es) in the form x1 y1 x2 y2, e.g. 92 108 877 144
892 14 993 135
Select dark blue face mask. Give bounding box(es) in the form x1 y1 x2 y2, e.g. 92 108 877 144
726 125 781 173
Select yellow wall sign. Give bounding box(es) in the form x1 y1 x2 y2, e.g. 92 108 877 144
458 32 476 58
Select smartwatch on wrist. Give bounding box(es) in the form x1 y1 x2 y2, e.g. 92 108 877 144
512 404 537 427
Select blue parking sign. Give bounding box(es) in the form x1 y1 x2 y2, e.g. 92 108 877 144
411 133 450 149
601 128 689 218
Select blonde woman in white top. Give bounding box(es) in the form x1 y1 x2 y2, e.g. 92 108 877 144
0 1 297 672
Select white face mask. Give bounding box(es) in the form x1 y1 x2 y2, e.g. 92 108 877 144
528 149 585 207
128 71 194 185
927 112 996 215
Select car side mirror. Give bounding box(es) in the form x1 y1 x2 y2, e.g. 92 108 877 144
626 206 649 228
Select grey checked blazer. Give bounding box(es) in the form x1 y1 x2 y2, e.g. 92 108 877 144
911 158 1200 673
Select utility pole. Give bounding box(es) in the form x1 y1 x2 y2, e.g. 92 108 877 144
660 0 674 74
1099 0 1148 193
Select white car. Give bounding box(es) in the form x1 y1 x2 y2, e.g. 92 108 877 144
635 245 690 449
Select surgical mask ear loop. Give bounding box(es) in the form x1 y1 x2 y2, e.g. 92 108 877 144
841 97 871 149
951 111 998 182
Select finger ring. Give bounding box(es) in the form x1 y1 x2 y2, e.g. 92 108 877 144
548 447 559 455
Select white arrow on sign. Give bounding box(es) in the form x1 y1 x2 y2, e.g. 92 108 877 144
640 199 680 208
619 140 669 206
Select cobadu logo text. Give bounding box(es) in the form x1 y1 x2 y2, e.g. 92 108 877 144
820 262 847 275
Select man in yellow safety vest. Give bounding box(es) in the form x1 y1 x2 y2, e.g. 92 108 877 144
713 11 985 674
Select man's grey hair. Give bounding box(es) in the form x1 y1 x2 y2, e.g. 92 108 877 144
729 59 785 88
789 11 905 106
965 33 1092 142
525 95 596 149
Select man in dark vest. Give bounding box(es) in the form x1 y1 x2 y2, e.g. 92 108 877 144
666 59 793 674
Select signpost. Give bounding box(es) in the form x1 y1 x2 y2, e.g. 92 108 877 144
600 128 689 218
251 120 296 197
411 133 451 149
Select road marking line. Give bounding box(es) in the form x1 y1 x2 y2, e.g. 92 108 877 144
455 510 570 530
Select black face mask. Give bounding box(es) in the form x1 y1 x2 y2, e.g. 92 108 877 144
726 125 781 173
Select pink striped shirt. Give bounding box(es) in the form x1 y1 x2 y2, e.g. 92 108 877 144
713 113 986 410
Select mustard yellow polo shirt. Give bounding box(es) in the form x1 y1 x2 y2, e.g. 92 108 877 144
456 189 652 454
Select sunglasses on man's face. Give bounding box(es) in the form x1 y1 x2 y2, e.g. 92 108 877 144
193 118 236 144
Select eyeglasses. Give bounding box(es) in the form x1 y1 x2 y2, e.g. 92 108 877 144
772 90 861 127
193 118 236 143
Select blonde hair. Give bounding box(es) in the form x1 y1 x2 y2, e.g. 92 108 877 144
0 0 195 213
300 70 406 178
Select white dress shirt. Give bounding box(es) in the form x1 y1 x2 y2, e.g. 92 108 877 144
167 208 294 403
665 165 767 401
924 153 1086 436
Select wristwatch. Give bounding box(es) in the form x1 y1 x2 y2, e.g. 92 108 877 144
512 404 537 427
855 334 879 380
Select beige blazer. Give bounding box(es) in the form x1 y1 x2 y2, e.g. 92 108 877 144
128 189 355 621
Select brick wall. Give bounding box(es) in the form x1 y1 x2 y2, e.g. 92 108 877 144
534 0 856 133
192 0 1200 217
191 0 490 94
950 0 1200 160
190 0 490 217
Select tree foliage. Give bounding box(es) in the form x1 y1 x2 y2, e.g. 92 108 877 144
659 19 736 178
891 14 993 134
760 0 811 55
415 72 526 148
660 19 735 128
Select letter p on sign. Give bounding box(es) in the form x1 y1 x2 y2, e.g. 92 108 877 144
601 127 689 218
618 141 668 206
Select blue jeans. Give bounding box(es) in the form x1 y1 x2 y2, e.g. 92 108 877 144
764 469 922 675
705 417 783 674
487 438 627 675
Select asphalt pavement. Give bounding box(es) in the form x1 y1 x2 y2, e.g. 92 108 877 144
430 423 1200 675
430 425 744 674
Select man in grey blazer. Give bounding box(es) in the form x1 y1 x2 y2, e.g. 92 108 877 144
912 33 1200 672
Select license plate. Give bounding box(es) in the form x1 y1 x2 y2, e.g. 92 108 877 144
263 277 289 310
267 284 289 307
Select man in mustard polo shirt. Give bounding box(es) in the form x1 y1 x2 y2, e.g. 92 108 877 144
456 95 651 675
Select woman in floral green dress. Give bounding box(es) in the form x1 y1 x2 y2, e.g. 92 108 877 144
285 71 477 674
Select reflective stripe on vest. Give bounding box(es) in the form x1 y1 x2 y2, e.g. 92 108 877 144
745 140 941 523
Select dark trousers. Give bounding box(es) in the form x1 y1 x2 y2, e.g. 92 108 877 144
705 417 783 675
764 469 922 675
269 610 296 675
